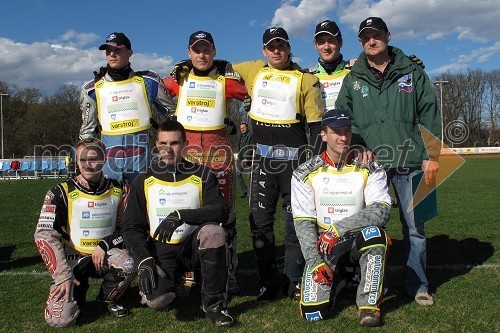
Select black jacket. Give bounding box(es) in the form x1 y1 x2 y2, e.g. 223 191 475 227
122 158 228 261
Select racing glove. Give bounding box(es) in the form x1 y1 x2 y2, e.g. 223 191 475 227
170 60 192 82
317 228 340 256
243 94 252 113
311 263 334 285
137 257 166 296
153 211 183 243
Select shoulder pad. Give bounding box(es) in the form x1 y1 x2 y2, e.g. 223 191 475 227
224 62 241 80
345 59 357 69
368 159 384 173
135 70 160 81
307 65 318 73
82 79 95 91
293 155 325 182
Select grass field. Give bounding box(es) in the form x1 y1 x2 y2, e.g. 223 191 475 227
1 157 499 333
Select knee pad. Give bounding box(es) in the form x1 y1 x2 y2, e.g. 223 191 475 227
45 296 80 328
356 227 388 252
198 224 225 249
107 248 135 275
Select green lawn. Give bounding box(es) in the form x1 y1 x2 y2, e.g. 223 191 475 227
0 158 499 332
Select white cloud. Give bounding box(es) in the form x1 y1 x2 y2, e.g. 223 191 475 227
270 0 336 37
50 30 100 48
429 41 500 75
337 0 500 42
270 0 499 42
0 34 174 95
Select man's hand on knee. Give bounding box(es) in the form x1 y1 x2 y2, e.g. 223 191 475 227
137 257 166 296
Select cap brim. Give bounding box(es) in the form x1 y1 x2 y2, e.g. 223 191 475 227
98 42 127 50
358 27 383 36
321 119 352 129
189 39 214 47
314 31 340 39
264 37 289 46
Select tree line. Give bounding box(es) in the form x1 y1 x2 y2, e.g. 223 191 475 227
0 68 498 158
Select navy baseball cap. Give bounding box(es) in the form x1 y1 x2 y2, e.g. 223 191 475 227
314 20 341 39
263 27 289 46
358 17 388 36
189 31 215 47
321 109 352 129
99 32 131 50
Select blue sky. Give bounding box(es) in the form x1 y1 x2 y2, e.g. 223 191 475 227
1 0 499 95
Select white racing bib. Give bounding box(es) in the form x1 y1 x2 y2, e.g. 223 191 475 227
316 70 349 111
96 77 152 135
145 175 202 244
249 68 302 124
309 166 368 230
176 75 226 131
66 185 122 254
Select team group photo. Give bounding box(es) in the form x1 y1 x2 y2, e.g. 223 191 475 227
0 1 499 332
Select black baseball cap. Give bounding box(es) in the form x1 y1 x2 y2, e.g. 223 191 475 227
189 31 215 47
358 17 388 36
321 109 352 129
314 20 341 39
99 32 131 50
263 27 289 46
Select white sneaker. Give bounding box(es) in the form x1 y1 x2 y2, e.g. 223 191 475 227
415 291 434 306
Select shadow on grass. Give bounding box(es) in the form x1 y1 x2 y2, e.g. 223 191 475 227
0 245 42 272
383 234 494 314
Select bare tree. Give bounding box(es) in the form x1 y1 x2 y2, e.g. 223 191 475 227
484 70 500 145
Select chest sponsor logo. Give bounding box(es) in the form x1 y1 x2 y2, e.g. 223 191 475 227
186 99 215 108
80 239 100 247
110 119 139 130
88 202 107 208
112 95 130 102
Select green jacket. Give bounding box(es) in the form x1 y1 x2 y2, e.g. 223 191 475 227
336 46 441 168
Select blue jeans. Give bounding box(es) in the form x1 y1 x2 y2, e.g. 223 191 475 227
387 167 429 296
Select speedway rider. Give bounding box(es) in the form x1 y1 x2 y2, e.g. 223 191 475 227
34 138 135 327
305 20 355 111
79 32 174 183
162 31 247 294
233 27 324 301
122 120 234 327
292 109 392 327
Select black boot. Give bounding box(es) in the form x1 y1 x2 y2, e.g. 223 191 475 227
106 300 129 318
205 305 235 327
199 245 232 325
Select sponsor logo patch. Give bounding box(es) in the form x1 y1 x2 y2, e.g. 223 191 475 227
110 119 139 130
398 74 413 93
364 254 383 305
41 204 56 213
80 239 100 247
362 227 381 241
305 311 323 321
